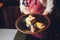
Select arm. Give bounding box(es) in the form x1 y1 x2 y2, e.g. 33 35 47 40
42 0 54 16
20 0 30 14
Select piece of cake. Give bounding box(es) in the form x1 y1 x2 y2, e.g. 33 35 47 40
35 22 45 29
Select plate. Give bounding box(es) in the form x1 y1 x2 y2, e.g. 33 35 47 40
15 14 50 34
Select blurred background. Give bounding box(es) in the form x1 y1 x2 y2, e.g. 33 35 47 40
0 0 60 29
0 0 21 29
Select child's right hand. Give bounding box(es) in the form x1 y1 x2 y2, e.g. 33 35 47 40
23 9 30 15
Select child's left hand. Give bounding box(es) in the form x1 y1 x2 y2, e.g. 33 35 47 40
42 11 49 16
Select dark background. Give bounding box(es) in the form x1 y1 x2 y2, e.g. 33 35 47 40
0 0 20 28
0 0 60 29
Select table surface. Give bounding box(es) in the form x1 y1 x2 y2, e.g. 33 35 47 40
0 29 17 40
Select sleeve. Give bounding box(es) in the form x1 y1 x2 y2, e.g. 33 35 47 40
20 0 23 12
19 0 30 14
44 0 54 13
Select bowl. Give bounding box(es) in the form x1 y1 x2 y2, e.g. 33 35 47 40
15 14 50 34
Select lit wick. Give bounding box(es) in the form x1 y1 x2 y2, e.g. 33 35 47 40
30 9 33 14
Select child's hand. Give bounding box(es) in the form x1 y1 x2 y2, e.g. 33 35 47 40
23 9 30 15
42 11 49 16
